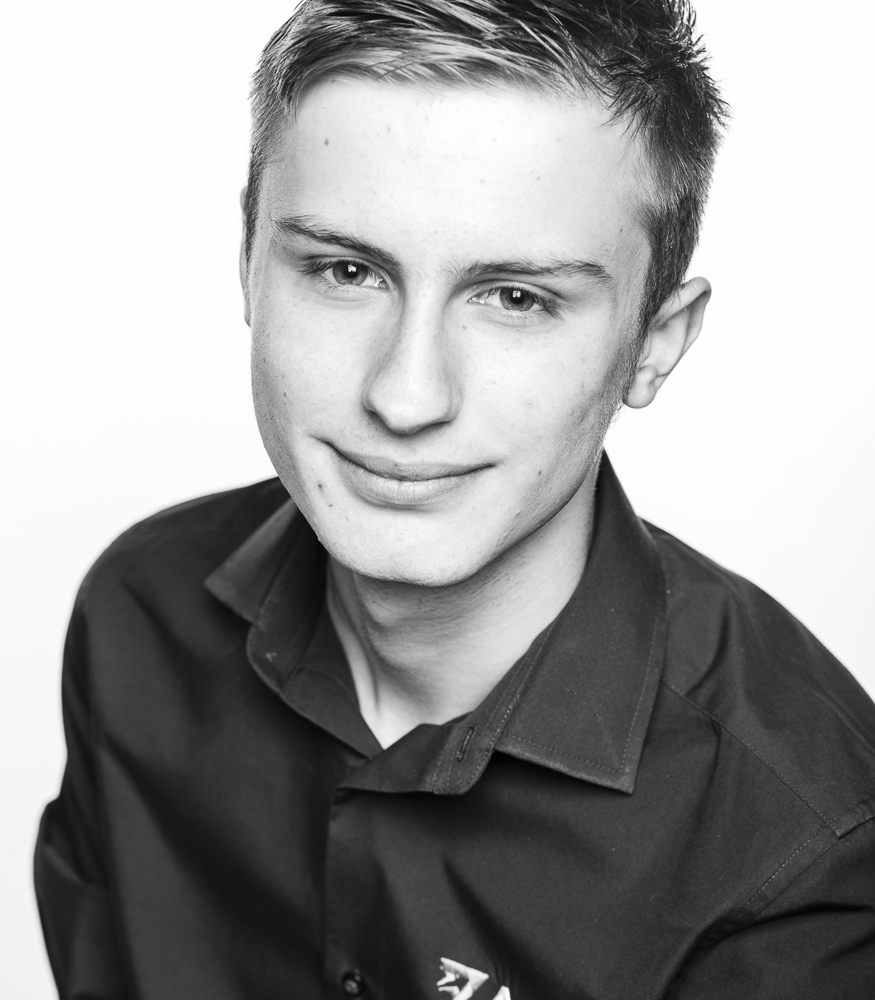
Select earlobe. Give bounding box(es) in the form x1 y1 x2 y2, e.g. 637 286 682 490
239 186 251 327
624 276 711 409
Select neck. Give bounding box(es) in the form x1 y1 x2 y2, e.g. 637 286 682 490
327 474 598 748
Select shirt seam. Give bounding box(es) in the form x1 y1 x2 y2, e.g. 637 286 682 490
740 826 831 911
652 525 875 766
825 795 875 830
737 812 875 931
661 677 831 827
657 821 836 1000
754 814 875 915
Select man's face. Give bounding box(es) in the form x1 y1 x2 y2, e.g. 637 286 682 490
247 78 650 586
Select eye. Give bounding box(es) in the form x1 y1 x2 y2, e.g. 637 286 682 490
325 259 385 288
331 261 367 286
497 287 537 311
472 284 555 317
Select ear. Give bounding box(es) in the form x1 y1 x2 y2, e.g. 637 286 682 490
239 186 251 327
624 276 711 409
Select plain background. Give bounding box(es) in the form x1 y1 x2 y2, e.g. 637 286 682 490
3 1 873 994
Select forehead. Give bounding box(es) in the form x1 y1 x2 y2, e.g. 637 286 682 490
261 78 650 282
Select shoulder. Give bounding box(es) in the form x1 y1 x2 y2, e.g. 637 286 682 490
647 520 875 837
77 478 289 608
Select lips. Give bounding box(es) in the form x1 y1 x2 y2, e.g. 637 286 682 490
330 445 488 508
333 447 483 481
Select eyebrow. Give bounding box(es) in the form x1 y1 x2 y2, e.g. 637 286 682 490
274 215 403 272
273 214 613 285
457 257 613 284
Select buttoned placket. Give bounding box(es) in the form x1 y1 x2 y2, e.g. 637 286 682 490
312 627 567 996
204 455 667 997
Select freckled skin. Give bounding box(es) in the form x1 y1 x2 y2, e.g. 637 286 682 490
247 80 652 588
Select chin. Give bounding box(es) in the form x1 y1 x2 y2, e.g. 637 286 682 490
319 526 491 589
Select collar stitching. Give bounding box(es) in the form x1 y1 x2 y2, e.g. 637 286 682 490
500 734 625 773
276 597 324 687
430 731 456 794
441 627 556 795
261 548 325 687
483 625 556 738
614 589 663 767
497 578 664 778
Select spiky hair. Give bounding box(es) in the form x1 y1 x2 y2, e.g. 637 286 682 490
246 0 728 332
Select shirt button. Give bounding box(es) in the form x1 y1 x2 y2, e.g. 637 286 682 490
340 970 366 996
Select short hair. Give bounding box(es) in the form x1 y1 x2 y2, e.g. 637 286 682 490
245 0 727 334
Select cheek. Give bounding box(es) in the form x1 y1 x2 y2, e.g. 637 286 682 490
251 327 299 438
249 330 295 478
250 300 357 436
480 329 620 465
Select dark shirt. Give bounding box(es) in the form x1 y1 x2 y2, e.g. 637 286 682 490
35 457 875 999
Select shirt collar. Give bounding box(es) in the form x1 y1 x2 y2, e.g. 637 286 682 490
494 455 666 793
205 453 666 795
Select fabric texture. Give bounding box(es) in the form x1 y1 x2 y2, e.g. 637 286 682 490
35 457 875 999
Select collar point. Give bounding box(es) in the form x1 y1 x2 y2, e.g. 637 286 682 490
496 737 640 795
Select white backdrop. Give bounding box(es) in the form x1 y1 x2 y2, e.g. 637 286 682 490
3 2 873 994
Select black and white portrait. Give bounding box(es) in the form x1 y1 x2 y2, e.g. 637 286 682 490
4 1 874 996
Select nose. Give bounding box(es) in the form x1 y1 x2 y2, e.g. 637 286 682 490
361 298 461 436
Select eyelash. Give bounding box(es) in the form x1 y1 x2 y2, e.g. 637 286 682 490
300 257 560 319
474 284 560 319
299 257 386 288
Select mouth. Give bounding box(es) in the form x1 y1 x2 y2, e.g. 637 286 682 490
333 446 485 481
329 445 489 508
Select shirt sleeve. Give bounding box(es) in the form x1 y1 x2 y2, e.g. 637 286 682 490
669 818 875 999
34 594 128 999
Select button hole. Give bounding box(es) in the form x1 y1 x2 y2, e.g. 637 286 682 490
457 726 476 762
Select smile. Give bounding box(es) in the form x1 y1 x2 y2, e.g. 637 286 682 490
330 446 488 508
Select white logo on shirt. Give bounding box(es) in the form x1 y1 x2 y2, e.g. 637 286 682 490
437 957 511 1000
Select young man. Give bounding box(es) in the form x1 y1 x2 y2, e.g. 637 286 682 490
36 2 875 998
